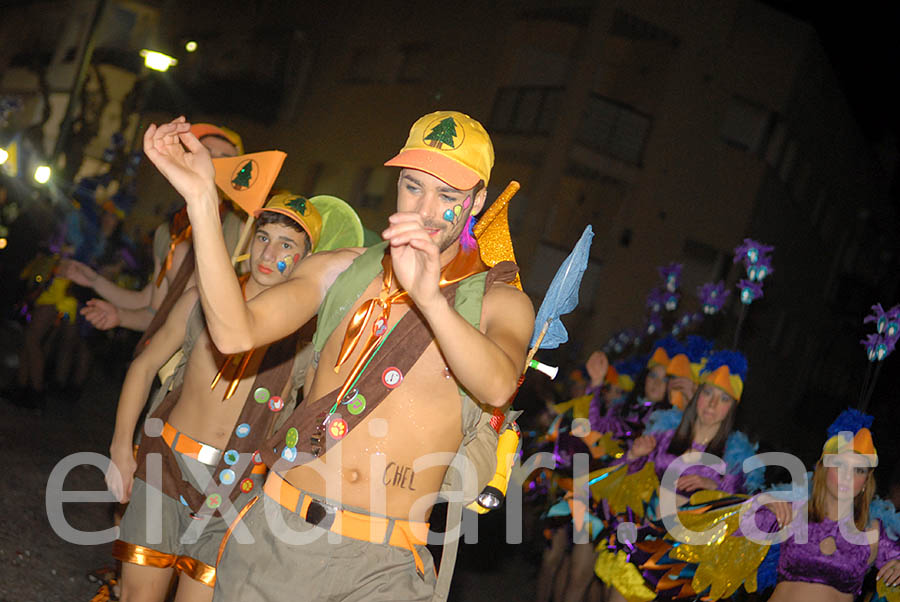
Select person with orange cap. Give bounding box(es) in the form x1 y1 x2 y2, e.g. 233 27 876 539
142 111 534 601
593 349 764 602
105 192 324 602
612 409 900 601
62 123 245 344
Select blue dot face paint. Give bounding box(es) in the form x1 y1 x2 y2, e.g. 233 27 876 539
277 261 287 274
443 209 455 222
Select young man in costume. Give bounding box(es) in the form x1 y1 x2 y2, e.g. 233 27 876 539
142 111 534 601
106 192 321 602
64 123 244 340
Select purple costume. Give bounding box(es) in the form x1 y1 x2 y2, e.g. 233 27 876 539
748 506 900 595
586 384 661 440
619 428 745 495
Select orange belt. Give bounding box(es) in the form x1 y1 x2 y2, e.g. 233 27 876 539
161 422 265 475
263 472 429 576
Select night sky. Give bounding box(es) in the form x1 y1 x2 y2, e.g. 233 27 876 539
765 2 900 145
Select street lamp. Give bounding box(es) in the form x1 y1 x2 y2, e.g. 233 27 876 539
139 49 177 72
34 164 52 184
185 40 198 52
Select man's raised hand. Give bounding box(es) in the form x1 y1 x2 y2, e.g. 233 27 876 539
143 117 217 203
382 212 443 310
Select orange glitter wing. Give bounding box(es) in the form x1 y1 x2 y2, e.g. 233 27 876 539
474 181 522 290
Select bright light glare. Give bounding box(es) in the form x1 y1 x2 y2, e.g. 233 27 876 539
0 238 7 250
0 147 8 164
140 49 178 72
185 40 198 52
34 165 51 184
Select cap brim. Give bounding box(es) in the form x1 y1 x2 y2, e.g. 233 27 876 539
385 149 480 191
254 207 317 248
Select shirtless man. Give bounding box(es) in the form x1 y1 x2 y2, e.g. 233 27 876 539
64 123 243 335
142 111 535 601
107 192 320 602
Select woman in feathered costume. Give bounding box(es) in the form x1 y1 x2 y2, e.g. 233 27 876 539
647 408 900 602
592 350 763 602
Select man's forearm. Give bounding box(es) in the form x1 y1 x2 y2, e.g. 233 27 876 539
94 278 151 310
420 297 522 407
186 186 253 352
110 362 156 452
118 307 155 331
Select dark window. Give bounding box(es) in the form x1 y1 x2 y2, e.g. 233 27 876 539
489 86 563 135
720 96 774 153
577 94 651 166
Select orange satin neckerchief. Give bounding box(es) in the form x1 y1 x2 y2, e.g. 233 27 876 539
156 224 192 287
332 245 486 404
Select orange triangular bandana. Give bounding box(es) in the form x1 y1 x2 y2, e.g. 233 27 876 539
474 180 522 290
212 150 287 214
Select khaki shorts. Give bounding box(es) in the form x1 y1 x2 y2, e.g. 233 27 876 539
214 493 436 601
114 448 261 586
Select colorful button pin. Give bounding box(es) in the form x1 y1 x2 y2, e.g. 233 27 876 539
220 469 236 485
254 387 270 403
382 367 403 388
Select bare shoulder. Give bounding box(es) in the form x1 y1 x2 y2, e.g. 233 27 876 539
480 281 535 361
483 281 535 324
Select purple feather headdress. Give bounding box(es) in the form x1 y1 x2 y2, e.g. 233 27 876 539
658 262 683 293
697 281 730 315
733 238 774 267
738 279 764 305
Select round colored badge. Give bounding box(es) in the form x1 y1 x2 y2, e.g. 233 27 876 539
251 450 263 465
268 396 284 412
382 367 403 389
224 450 240 466
240 478 254 493
341 388 358 404
282 446 297 462
347 394 366 415
219 469 236 485
328 418 348 440
235 423 251 438
373 317 388 337
206 494 222 509
254 387 271 403
179 495 189 506
285 427 299 448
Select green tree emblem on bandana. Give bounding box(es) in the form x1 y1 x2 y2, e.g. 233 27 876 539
424 117 458 149
232 161 253 189
286 197 307 215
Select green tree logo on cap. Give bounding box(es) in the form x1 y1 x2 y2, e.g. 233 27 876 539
286 197 307 215
424 117 463 150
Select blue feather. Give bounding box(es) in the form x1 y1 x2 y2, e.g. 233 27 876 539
615 356 646 378
653 336 685 359
870 496 900 541
756 543 780 592
724 430 763 492
684 335 713 363
646 408 683 434
826 408 874 438
765 471 813 497
702 350 748 380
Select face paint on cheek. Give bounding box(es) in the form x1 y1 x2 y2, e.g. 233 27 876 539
277 254 296 276
443 196 471 224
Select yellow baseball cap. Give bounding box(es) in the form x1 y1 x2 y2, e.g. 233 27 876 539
384 110 494 190
255 192 322 251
